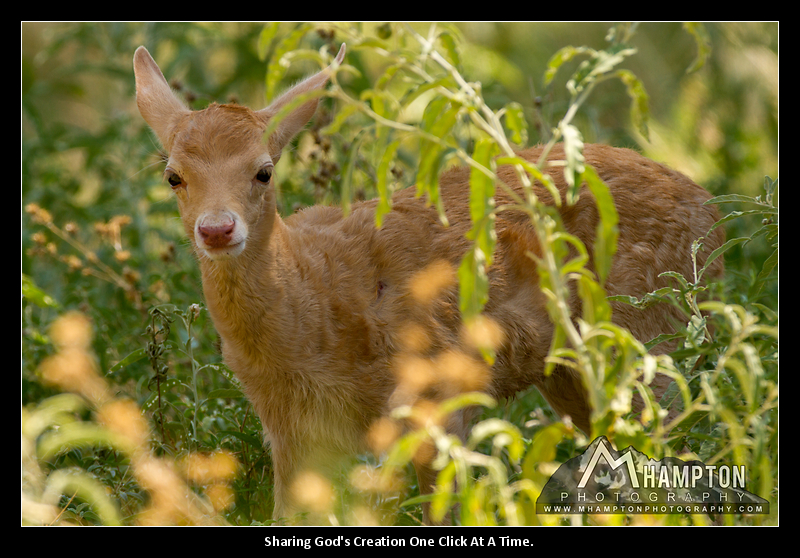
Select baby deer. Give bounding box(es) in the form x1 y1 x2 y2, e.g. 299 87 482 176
134 44 723 523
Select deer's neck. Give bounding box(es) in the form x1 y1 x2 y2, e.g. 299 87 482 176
197 212 296 375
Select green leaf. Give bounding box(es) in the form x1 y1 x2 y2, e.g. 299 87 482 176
683 22 712 73
437 30 461 68
142 378 185 410
581 165 619 285
109 348 148 372
577 274 612 326
218 429 264 448
615 68 650 139
750 247 778 298
560 123 585 205
698 236 749 280
262 87 328 141
385 429 430 473
496 155 561 206
503 102 528 145
340 130 366 217
467 139 498 245
544 46 593 86
438 392 496 418
416 97 460 224
608 286 675 309
43 469 122 526
265 24 311 100
22 274 60 309
375 138 401 228
37 422 133 460
22 393 86 440
257 23 280 61
543 321 568 378
322 103 359 135
469 418 524 462
763 175 778 202
706 193 774 207
659 270 691 291
707 210 777 236
522 423 569 481
365 89 397 122
430 460 456 523
401 77 457 109
458 248 489 322
550 230 589 276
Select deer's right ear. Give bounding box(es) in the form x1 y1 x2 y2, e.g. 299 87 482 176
133 46 190 149
257 44 346 161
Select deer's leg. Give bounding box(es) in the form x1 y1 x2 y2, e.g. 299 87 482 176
536 365 592 435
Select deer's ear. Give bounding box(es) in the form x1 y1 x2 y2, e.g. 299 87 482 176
133 46 191 149
258 44 345 159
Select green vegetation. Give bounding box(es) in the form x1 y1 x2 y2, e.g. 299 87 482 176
22 22 777 526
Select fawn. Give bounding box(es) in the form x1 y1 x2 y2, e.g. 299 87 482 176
133 43 723 523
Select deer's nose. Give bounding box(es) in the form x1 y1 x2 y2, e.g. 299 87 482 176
198 220 235 248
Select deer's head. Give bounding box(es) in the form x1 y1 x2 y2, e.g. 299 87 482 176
133 44 345 260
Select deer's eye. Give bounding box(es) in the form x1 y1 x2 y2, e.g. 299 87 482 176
255 165 273 184
165 169 184 189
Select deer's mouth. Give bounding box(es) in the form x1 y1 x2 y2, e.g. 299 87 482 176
199 240 246 260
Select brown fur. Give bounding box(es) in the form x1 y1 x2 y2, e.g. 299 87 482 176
133 45 724 523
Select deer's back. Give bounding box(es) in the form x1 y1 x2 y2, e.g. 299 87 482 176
286 143 723 295
283 144 723 397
